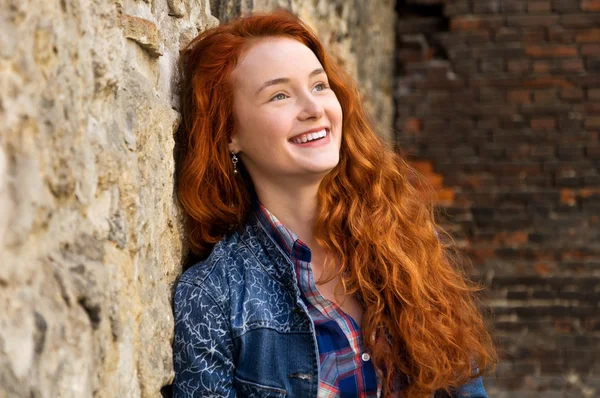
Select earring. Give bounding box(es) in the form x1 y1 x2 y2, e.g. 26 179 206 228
231 151 239 175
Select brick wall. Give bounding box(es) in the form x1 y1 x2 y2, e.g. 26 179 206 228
394 0 600 396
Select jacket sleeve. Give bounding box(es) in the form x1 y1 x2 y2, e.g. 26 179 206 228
172 280 236 398
456 375 487 398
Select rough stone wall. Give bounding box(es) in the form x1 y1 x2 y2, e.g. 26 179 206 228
0 0 395 397
394 0 600 397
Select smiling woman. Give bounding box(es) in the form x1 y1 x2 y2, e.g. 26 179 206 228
173 9 497 398
227 36 343 188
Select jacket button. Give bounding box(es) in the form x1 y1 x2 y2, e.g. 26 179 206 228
361 353 371 362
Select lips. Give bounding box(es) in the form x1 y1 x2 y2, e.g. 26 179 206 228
288 126 330 141
290 128 328 144
288 128 332 147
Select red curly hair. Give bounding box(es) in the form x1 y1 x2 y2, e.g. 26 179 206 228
177 9 497 397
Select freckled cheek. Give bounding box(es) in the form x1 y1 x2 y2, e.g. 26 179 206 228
327 98 344 130
261 112 293 142
243 118 289 154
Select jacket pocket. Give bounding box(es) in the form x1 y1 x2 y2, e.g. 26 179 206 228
234 375 287 398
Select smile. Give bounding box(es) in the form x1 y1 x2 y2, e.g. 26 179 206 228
290 128 328 144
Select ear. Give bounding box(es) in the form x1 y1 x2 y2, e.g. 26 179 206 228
228 135 240 154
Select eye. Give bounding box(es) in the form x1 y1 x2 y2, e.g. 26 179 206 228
270 93 288 102
314 82 329 91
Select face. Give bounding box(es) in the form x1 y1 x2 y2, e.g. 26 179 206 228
228 37 343 188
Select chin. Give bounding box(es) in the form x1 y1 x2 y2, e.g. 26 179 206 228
307 159 340 175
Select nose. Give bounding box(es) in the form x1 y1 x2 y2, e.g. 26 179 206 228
297 92 324 121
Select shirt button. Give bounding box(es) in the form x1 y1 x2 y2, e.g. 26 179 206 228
361 353 371 362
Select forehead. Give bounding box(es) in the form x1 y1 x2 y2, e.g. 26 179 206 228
231 37 323 90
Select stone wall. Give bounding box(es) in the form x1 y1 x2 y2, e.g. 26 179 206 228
394 0 600 396
0 0 395 396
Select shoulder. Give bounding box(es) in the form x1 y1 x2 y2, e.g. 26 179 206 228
175 230 252 308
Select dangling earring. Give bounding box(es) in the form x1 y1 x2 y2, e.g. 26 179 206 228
231 151 239 175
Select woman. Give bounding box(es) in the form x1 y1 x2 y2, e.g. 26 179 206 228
173 9 497 398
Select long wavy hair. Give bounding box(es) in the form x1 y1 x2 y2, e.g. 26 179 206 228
177 9 497 397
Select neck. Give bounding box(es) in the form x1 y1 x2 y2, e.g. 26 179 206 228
254 179 321 254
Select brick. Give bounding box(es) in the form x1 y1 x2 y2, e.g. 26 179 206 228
548 26 575 44
583 101 600 113
478 59 504 73
585 117 600 129
589 89 600 100
495 27 520 41
587 145 600 157
465 30 493 44
560 58 585 72
531 144 556 158
533 60 552 73
522 28 547 42
489 161 541 175
470 77 523 88
472 44 525 59
470 104 518 116
558 145 586 160
560 88 584 101
436 188 455 204
577 74 600 87
531 118 556 131
473 0 502 13
558 117 583 130
507 59 531 74
581 0 600 11
525 45 578 58
477 118 500 129
451 145 476 157
403 117 422 133
586 59 600 72
556 171 584 187
478 87 504 102
397 17 445 35
414 78 466 90
507 90 531 103
560 13 600 28
560 188 577 205
450 16 504 31
575 29 600 43
502 0 527 12
410 161 433 175
521 104 571 114
533 89 557 103
581 44 600 56
444 0 471 16
502 114 529 128
397 48 428 64
453 60 478 74
507 15 559 27
523 77 575 88
505 143 532 159
553 0 582 12
527 1 552 12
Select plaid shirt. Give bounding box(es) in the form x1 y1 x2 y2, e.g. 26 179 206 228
254 199 380 398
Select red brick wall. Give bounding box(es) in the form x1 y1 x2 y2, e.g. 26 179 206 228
394 1 600 396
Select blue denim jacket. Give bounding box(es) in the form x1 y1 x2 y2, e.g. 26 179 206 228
172 211 488 397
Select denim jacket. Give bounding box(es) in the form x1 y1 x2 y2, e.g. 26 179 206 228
172 211 488 397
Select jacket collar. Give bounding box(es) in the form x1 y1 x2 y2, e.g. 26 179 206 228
238 209 302 297
252 199 312 263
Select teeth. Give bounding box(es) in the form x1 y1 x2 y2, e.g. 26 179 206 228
291 129 327 144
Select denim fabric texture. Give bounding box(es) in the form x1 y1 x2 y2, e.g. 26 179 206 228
172 210 488 397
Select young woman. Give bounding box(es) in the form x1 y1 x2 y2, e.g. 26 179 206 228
173 9 497 398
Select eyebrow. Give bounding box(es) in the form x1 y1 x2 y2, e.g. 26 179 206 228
255 68 326 95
